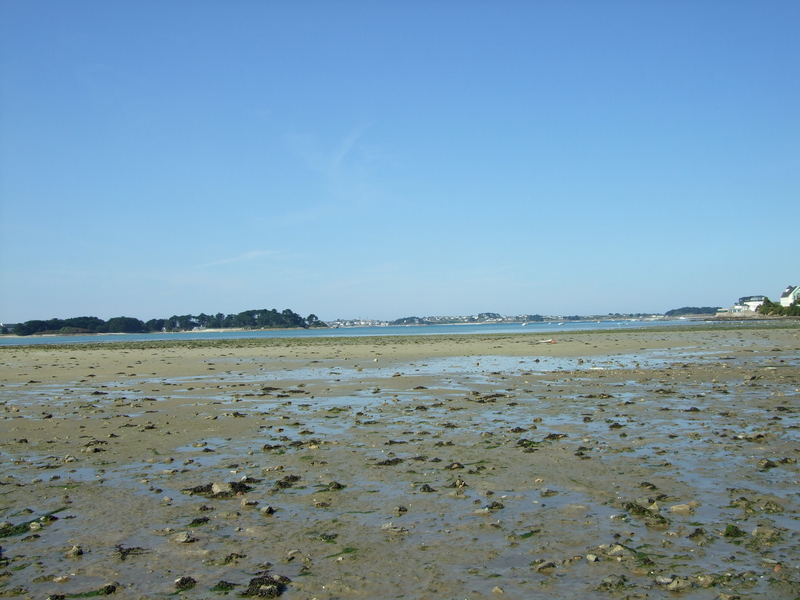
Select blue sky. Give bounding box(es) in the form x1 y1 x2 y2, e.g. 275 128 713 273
1 1 798 323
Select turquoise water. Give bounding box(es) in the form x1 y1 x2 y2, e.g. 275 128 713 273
0 318 717 346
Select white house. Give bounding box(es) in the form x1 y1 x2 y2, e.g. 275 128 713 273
780 285 800 307
737 295 767 311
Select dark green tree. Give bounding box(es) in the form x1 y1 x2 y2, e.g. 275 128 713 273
106 317 146 333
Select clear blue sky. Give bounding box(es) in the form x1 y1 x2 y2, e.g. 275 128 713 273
1 1 798 323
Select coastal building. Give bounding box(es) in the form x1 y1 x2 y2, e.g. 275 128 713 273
717 295 767 315
737 296 767 311
779 285 800 307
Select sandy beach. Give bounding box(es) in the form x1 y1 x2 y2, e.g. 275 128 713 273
1 324 798 599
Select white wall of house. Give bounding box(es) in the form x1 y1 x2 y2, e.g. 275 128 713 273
780 286 800 307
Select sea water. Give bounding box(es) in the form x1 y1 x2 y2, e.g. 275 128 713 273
0 318 723 346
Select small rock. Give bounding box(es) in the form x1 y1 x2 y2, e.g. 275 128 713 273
211 482 234 495
752 525 780 541
586 554 599 562
540 487 558 497
692 574 716 588
260 506 276 515
66 545 83 557
381 522 409 534
670 502 698 514
492 586 504 594
724 524 746 538
666 577 692 591
170 531 197 543
175 576 196 590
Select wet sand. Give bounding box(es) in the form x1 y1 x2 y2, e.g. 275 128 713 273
1 324 799 599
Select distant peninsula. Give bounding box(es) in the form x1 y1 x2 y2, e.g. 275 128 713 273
8 309 327 336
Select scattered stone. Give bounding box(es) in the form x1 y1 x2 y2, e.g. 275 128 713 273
540 487 558 497
381 522 409 534
761 500 784 513
724 524 746 538
445 477 468 489
667 577 692 591
595 574 627 591
537 560 558 573
751 525 781 542
242 573 290 597
114 545 146 561
419 484 436 492
670 501 699 514
175 576 196 590
213 581 238 591
170 531 198 543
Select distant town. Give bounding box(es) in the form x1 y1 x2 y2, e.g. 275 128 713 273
3 283 797 335
327 310 701 329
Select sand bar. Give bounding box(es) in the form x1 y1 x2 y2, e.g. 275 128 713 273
1 324 799 599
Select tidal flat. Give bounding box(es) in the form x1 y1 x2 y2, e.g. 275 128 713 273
1 325 799 599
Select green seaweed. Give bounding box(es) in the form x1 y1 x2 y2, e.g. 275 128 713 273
210 581 238 592
322 547 357 559
519 529 541 539
66 583 117 597
0 507 67 539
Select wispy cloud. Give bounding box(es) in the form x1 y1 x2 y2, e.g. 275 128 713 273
199 250 277 268
282 124 386 222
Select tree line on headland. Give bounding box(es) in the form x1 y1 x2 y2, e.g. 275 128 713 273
9 309 326 336
757 299 800 317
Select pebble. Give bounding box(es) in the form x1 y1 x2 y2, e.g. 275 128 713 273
381 522 409 534
174 576 196 590
666 577 692 591
669 501 699 514
212 482 234 495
